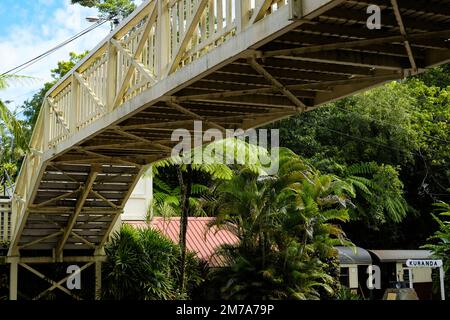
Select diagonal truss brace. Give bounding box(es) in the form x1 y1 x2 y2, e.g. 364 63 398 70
73 72 106 111
113 127 173 152
55 165 100 259
166 101 226 132
111 3 158 109
20 262 94 300
390 0 417 73
248 58 307 112
47 98 70 134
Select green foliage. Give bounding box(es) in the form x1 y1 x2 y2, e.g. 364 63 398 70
1 75 33 190
150 176 210 219
413 62 450 89
208 148 353 300
271 78 450 247
102 224 203 300
71 0 136 18
422 199 450 299
336 287 365 300
320 161 409 227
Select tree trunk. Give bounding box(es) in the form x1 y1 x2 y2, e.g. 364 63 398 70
177 165 192 294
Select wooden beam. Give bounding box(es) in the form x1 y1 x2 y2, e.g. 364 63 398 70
249 0 274 25
20 263 83 300
314 74 400 106
111 39 156 93
18 231 63 250
47 98 70 134
176 75 400 101
70 231 97 249
90 190 119 209
166 101 226 131
55 165 100 259
113 128 173 152
111 4 158 109
390 0 417 72
33 262 94 300
32 188 81 208
167 0 209 75
263 29 450 59
74 72 106 111
248 58 306 112
75 147 143 168
280 51 407 70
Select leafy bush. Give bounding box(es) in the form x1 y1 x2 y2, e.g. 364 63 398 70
422 200 450 299
102 225 203 300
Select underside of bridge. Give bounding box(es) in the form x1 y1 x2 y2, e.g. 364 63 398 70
5 0 450 299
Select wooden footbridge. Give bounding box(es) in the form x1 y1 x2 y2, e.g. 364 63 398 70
3 0 450 299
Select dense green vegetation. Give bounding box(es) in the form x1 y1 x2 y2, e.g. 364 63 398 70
0 75 30 194
71 0 136 18
422 200 450 299
102 225 203 300
207 149 351 299
270 79 449 249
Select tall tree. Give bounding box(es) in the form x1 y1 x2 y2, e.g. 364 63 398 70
0 75 31 192
153 138 271 294
71 0 136 18
270 79 449 248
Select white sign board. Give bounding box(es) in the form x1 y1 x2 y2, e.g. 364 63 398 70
406 259 443 268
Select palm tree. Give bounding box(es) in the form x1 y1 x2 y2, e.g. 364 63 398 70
0 75 31 195
208 148 353 299
152 137 270 294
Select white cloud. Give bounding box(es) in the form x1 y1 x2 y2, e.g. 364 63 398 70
0 0 110 112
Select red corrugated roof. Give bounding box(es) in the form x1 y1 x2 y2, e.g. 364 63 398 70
127 217 238 267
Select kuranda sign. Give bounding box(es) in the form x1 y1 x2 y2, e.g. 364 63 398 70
406 259 443 268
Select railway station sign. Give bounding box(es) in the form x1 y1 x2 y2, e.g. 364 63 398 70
406 259 443 268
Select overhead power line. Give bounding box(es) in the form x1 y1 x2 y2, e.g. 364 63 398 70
1 20 108 76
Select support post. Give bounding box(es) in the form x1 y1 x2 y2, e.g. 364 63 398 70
156 0 170 79
289 0 303 20
107 43 118 111
439 266 446 301
9 258 18 300
408 269 413 289
70 75 79 134
95 260 102 300
236 0 251 33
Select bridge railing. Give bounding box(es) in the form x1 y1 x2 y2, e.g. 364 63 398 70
10 0 290 245
1 198 12 243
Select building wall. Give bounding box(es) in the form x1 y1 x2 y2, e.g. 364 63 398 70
122 172 153 221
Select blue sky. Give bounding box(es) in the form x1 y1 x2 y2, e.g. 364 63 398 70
0 0 111 112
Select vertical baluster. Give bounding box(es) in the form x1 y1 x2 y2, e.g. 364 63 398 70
157 0 170 78
209 0 215 38
179 0 185 36
186 0 192 21
217 0 223 33
226 0 231 28
201 8 207 42
172 3 179 57
236 0 251 32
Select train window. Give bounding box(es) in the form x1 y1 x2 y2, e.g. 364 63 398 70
340 267 350 287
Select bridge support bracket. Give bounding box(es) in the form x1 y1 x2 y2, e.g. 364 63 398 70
9 256 19 301
289 0 303 20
